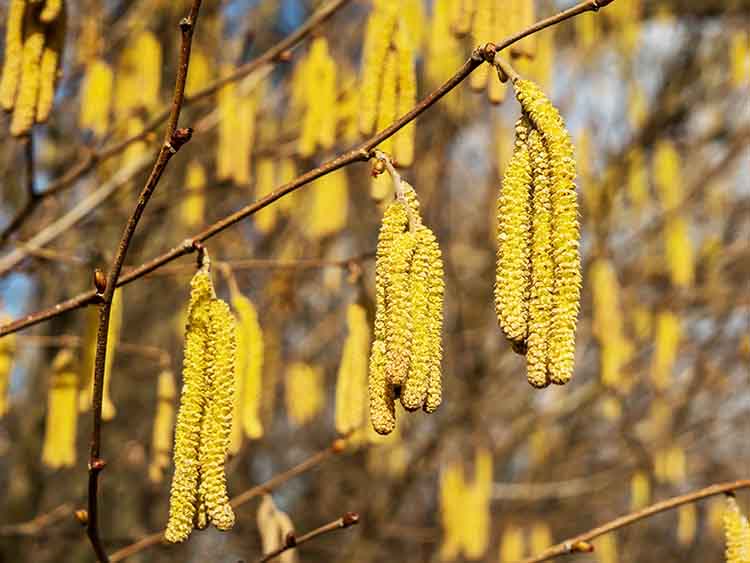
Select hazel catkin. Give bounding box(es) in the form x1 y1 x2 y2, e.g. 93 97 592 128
41 349 78 469
724 494 750 563
148 369 176 483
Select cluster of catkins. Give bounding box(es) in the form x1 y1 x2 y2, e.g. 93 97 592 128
495 78 581 388
0 0 66 136
369 178 444 435
166 261 237 543
724 494 750 563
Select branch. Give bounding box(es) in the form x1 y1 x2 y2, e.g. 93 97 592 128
256 512 360 563
0 0 613 339
107 440 344 562
521 479 750 563
0 0 352 245
84 4 202 561
0 134 39 245
0 503 74 537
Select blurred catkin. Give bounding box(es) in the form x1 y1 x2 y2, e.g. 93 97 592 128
79 59 113 136
148 370 176 483
650 309 681 390
285 362 325 426
335 304 370 439
0 315 17 418
297 37 337 157
180 160 206 230
41 349 78 469
499 524 525 562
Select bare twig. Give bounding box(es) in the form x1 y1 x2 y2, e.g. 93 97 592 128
0 503 74 537
107 440 344 562
0 0 614 339
0 135 38 244
84 5 203 561
256 512 360 563
521 479 750 563
0 0 352 245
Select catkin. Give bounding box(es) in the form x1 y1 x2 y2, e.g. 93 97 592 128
677 503 697 546
394 18 416 166
79 59 113 136
0 317 17 418
529 521 552 554
41 349 78 469
285 363 325 426
148 370 176 483
303 169 349 239
629 470 650 510
335 304 370 437
134 30 161 111
425 0 464 116
254 157 277 234
439 461 464 561
724 495 750 563
297 37 337 156
166 264 238 542
730 31 749 87
0 0 26 110
181 160 206 230
35 2 65 123
594 532 619 563
375 49 398 155
463 447 492 559
10 12 44 136
499 524 525 562
650 309 681 390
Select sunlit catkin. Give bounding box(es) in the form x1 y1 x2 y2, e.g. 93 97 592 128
79 59 113 136
630 470 651 510
298 37 337 156
394 19 416 166
10 15 44 136
530 521 552 554
285 363 324 426
514 78 581 385
148 370 176 483
0 316 16 418
180 160 206 230
495 116 532 345
594 532 619 563
730 31 749 87
650 309 681 390
36 5 66 123
41 349 78 469
724 495 750 563
499 524 525 562
335 304 370 437
0 0 25 111
303 169 349 239
375 49 398 155
133 30 161 111
664 214 694 288
462 447 493 559
439 461 464 561
677 503 697 546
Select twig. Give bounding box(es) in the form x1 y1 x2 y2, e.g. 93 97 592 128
0 503 74 537
0 0 615 339
0 0 352 245
256 512 360 563
520 479 750 563
0 135 38 244
84 5 202 561
107 440 344 562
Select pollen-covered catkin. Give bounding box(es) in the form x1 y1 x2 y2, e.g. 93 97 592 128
724 494 750 563
10 13 45 136
148 370 176 484
335 304 370 437
41 349 78 469
36 3 65 123
0 0 26 111
297 36 337 157
384 230 417 386
514 79 581 385
303 169 349 239
495 116 532 345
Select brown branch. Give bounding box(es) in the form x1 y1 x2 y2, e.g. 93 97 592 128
0 503 74 537
0 0 352 245
0 0 613 339
107 440 344 562
84 5 202 561
521 479 750 563
0 135 39 244
256 512 360 563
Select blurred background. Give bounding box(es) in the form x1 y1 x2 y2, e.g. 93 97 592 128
0 0 748 561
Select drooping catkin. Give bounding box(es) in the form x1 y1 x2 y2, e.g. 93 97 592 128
79 59 113 136
425 0 464 115
594 532 619 563
41 349 78 469
230 290 264 445
133 30 161 112
185 46 211 97
35 2 65 123
0 0 26 111
730 31 749 88
664 214 694 289
495 116 532 345
677 503 697 546
180 160 206 230
0 316 17 418
499 524 525 562
10 11 44 136
166 263 238 542
650 309 681 390
439 460 464 561
375 48 398 156
285 363 325 426
529 521 552 554
257 495 298 563
513 78 581 385
335 304 370 437
297 37 337 157
394 17 416 166
303 169 349 239
148 370 176 484
254 157 277 234
629 470 651 510
216 75 237 181
462 447 493 559
724 495 750 563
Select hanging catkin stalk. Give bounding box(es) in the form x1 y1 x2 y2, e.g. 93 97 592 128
369 156 444 434
493 59 581 387
166 253 237 543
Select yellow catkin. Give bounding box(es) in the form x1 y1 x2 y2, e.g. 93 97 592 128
78 289 121 420
181 160 206 230
403 0 425 50
653 139 682 211
197 299 236 531
0 0 26 110
463 447 493 559
514 79 581 385
591 258 632 388
185 46 211 97
79 59 113 136
469 0 492 93
530 521 552 553
0 317 17 417
499 524 525 562
133 30 161 111
708 497 726 539
575 12 599 51
425 0 464 115
41 349 78 469
724 495 750 563
335 304 370 438
512 0 536 58
529 27 554 93
677 503 697 546
216 76 237 181
495 116 532 345
166 268 212 542
359 2 398 135
304 169 349 239
650 310 681 390
664 444 686 484
36 5 65 123
630 470 650 510
10 12 44 136
525 126 554 388
254 157 277 234
664 214 694 288
439 461 464 560
230 290 264 444
233 92 257 186
298 37 337 157
40 0 63 23
277 157 298 213
394 20 416 166
730 31 749 87
285 363 324 426
628 82 647 130
148 370 176 483
594 532 619 563
368 340 395 435
375 48 398 155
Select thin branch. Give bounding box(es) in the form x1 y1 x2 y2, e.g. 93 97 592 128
521 479 750 563
0 135 38 244
256 512 360 563
0 0 615 339
85 5 202 561
107 440 344 562
0 503 74 537
0 0 352 245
